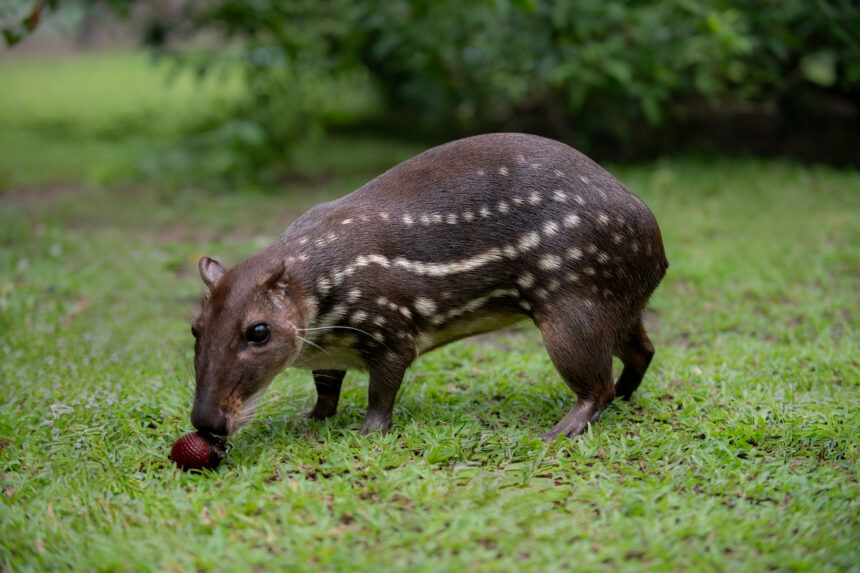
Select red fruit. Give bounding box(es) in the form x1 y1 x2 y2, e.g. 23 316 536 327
169 432 224 471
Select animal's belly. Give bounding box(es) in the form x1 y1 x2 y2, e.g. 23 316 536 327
415 307 528 354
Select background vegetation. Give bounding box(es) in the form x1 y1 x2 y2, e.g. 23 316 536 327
4 0 859 183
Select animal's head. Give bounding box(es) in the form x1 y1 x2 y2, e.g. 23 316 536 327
190 254 305 437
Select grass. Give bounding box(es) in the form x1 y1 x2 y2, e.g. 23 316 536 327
1 52 859 572
0 51 245 188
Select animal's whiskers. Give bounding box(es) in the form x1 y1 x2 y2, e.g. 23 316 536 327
298 325 390 350
299 325 375 339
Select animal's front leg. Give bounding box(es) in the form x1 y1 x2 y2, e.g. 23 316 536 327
361 356 409 434
305 370 346 420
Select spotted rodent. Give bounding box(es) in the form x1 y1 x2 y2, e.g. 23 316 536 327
190 133 668 440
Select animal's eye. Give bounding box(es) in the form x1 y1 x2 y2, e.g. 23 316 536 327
246 323 270 345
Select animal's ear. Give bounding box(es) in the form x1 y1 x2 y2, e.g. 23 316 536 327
264 259 290 292
199 257 226 291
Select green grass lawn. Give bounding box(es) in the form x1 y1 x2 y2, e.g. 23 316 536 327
1 53 859 572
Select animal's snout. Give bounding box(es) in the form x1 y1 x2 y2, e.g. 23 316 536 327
190 399 231 437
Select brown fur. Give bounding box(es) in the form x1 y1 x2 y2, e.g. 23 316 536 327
189 133 668 439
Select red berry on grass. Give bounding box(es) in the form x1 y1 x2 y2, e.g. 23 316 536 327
169 432 224 471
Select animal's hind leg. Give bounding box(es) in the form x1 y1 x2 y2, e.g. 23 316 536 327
535 303 616 440
614 316 654 400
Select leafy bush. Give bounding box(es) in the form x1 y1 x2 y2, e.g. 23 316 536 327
9 0 858 179
161 0 858 157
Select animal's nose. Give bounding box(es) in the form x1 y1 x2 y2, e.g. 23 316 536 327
190 400 230 437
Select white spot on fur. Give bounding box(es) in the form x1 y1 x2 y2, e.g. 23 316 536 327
477 168 485 176
332 270 345 285
420 214 432 225
597 212 610 225
299 237 309 246
379 212 390 221
518 231 541 252
360 215 370 223
632 241 640 253
515 154 526 164
587 244 599 255
399 306 412 319
543 221 559 236
497 201 510 214
584 267 596 276
320 305 347 326
367 254 391 268
376 297 389 307
554 169 565 178
480 206 491 218
612 233 623 244
371 332 385 343
528 191 542 205
529 162 541 169
373 315 386 327
414 297 437 317
463 210 475 222
298 254 309 262
317 278 332 295
553 190 567 202
519 300 532 310
535 288 549 300
512 196 524 206
597 252 610 264
579 175 590 184
499 166 509 176
563 213 580 228
447 213 458 224
565 272 579 282
538 254 562 271
566 247 583 260
341 218 353 225
350 310 368 324
402 214 414 226
547 279 560 291
346 289 361 303
517 273 535 289
431 213 443 224
575 194 586 206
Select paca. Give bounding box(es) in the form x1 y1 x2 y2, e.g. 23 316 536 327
189 133 668 440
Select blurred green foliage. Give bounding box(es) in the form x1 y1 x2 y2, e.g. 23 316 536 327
151 0 859 170
6 0 859 182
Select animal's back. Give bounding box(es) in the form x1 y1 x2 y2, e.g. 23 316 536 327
278 133 667 338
